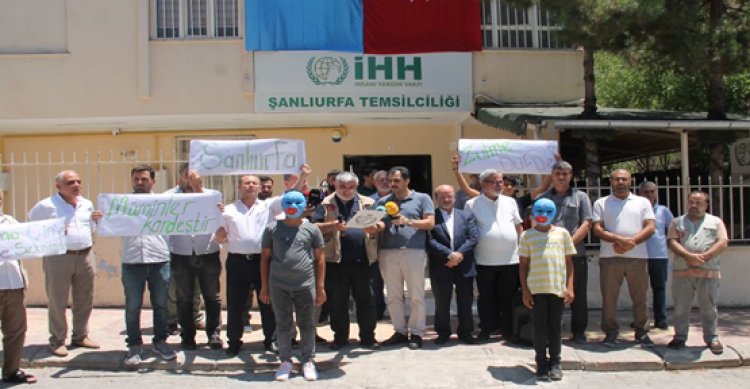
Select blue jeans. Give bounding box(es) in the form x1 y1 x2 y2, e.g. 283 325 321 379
121 262 171 346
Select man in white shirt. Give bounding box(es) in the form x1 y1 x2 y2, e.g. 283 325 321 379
592 169 656 346
120 165 177 366
464 169 523 342
28 170 102 357
165 164 223 350
0 193 37 383
215 165 311 356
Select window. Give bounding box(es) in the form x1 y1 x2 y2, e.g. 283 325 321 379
481 0 569 49
152 0 239 39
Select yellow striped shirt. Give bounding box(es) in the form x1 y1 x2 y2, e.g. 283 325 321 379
519 227 576 297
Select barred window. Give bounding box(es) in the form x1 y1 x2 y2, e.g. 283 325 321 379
481 0 569 49
152 0 239 40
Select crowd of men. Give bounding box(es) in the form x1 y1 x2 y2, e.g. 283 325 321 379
0 156 729 383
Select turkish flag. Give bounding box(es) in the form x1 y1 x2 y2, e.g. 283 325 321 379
364 0 482 54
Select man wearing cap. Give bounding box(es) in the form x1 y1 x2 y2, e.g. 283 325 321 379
28 170 102 357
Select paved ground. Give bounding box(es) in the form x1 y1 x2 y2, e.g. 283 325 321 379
3 305 750 378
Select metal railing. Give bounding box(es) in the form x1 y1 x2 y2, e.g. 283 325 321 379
573 175 749 245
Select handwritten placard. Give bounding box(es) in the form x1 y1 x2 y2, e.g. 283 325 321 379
189 139 306 176
97 192 223 236
0 218 67 261
457 139 558 174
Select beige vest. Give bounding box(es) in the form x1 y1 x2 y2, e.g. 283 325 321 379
320 193 379 263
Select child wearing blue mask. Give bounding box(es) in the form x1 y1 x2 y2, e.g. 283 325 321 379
260 190 326 382
518 198 576 382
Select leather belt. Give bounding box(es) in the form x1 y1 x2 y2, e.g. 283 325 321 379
229 252 261 261
66 247 92 256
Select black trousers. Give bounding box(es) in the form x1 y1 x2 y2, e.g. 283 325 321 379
648 259 669 325
532 294 564 369
429 264 474 338
476 264 520 336
171 252 222 343
370 262 386 320
226 253 276 349
325 261 377 343
570 256 588 336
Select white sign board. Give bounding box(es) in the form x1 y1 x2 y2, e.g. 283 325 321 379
189 139 306 176
254 51 472 113
457 139 558 174
97 192 223 236
0 219 67 261
345 209 387 229
730 138 750 176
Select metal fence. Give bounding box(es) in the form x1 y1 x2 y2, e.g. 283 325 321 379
2 149 748 244
0 149 241 222
574 175 749 245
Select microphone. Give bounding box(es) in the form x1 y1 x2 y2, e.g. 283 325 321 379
384 201 402 229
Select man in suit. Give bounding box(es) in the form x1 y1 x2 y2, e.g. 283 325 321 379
427 185 479 345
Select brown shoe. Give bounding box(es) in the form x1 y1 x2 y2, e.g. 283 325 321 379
50 344 69 357
707 340 724 355
72 337 101 349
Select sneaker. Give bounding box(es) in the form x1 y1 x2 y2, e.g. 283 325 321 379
168 323 180 336
124 345 143 367
548 363 563 381
381 332 409 347
208 334 224 350
602 332 618 347
275 361 293 381
408 334 423 350
264 340 279 353
302 361 318 381
535 366 550 382
707 340 724 355
668 338 686 350
152 341 177 360
635 333 654 347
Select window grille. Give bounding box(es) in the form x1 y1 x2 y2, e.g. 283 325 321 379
481 0 570 49
152 0 239 40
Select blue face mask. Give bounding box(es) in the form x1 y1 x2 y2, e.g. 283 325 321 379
532 198 557 226
281 191 307 219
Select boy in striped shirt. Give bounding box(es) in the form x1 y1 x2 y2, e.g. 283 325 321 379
519 198 576 382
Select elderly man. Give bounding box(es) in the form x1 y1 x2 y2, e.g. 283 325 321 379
165 163 223 350
28 170 102 357
592 169 655 346
368 168 390 320
373 166 435 349
539 160 592 343
313 171 380 350
667 191 729 354
215 165 310 356
121 165 176 366
638 181 674 330
0 192 37 383
427 185 478 345
464 169 522 342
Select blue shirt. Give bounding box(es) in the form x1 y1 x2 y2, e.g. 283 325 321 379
646 203 673 260
376 191 435 250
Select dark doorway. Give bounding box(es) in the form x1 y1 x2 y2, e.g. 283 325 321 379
343 155 433 194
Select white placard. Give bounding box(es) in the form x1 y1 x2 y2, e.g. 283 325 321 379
189 139 306 176
254 51 472 113
457 139 558 174
0 218 67 261
345 209 387 229
97 192 223 237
